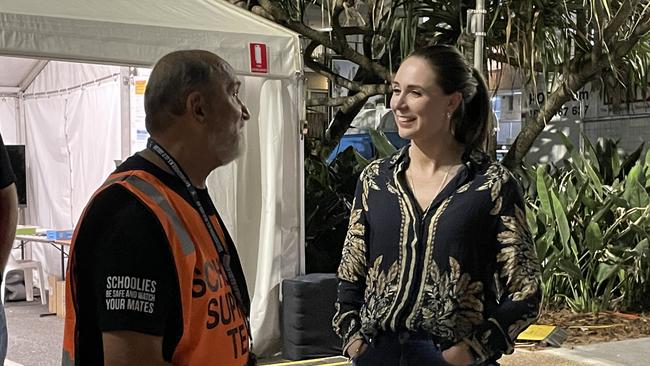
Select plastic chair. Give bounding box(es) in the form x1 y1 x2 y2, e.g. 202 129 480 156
2 253 47 304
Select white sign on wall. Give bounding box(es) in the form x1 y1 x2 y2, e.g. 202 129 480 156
523 86 595 122
130 76 150 153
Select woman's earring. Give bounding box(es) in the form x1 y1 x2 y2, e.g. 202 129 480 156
446 112 451 120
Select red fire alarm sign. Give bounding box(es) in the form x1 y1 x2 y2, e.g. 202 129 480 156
249 43 268 74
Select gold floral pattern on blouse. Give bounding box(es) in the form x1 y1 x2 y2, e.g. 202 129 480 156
332 303 362 343
360 256 400 334
497 206 541 302
410 257 484 340
478 164 511 201
337 207 367 283
361 160 381 211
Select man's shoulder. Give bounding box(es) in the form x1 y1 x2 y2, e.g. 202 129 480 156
81 183 156 230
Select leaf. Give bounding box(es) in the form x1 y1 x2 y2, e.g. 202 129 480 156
353 150 370 169
536 166 553 218
621 143 644 176
611 145 621 180
592 195 616 223
368 129 397 158
526 205 538 237
551 190 571 248
557 131 574 152
627 163 643 185
585 221 603 252
624 178 650 209
584 160 603 197
536 237 549 264
558 259 583 281
596 263 619 284
633 238 649 256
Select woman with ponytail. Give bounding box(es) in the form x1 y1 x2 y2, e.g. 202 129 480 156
333 45 541 366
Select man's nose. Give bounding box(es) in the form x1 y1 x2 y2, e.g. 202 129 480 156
241 104 251 121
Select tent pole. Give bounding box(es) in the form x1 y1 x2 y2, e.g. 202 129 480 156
120 67 131 160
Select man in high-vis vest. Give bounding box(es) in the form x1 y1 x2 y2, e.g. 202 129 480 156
63 50 255 366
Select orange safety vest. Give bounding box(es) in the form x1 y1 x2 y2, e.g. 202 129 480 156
62 170 251 365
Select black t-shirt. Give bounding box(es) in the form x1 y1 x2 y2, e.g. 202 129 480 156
0 133 16 189
73 154 222 364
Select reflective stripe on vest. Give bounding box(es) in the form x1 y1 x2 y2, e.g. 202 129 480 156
100 174 195 255
124 175 195 255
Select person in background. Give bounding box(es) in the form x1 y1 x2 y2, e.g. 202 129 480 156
62 50 255 366
333 44 541 366
0 132 18 363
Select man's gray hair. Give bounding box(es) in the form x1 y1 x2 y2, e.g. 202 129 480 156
144 50 225 134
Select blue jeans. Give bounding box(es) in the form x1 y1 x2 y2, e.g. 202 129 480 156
0 301 7 362
353 332 499 366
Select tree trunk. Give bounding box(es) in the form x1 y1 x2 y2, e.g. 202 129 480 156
486 111 497 159
323 67 385 155
502 74 586 170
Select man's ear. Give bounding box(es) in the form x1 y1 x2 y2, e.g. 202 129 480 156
186 91 206 123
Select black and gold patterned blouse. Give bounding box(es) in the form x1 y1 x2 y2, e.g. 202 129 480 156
332 146 541 363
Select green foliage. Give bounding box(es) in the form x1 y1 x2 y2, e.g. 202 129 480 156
304 131 397 273
523 136 650 312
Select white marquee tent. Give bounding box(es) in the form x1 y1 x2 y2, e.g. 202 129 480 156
0 0 305 355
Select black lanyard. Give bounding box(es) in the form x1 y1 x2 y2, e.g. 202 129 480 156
146 138 245 312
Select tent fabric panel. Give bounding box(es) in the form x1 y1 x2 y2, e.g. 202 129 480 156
23 63 121 280
0 97 18 143
26 61 120 94
0 56 40 88
206 77 301 356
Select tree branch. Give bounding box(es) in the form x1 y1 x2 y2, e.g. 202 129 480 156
611 15 650 60
631 10 650 39
304 41 363 92
328 0 393 81
330 0 348 44
487 49 562 73
502 70 589 170
307 96 351 107
258 0 392 82
604 0 633 41
342 26 374 36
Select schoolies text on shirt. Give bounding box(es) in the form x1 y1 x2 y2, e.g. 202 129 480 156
105 276 157 313
193 257 249 360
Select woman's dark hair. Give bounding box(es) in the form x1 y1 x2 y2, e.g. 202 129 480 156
408 45 490 152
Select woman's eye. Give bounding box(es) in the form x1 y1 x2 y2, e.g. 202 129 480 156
392 88 401 95
410 90 422 96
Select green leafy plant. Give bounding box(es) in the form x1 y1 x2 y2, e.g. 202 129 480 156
304 130 397 273
523 136 650 312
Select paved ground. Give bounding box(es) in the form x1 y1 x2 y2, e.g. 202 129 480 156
5 302 62 366
3 300 649 366
258 351 594 366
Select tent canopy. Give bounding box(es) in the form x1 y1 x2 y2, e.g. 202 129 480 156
0 56 46 94
0 0 301 78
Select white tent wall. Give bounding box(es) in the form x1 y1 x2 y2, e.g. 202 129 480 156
0 97 19 143
206 77 302 355
23 61 121 279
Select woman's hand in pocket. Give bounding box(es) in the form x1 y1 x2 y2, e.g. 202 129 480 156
441 342 474 366
346 338 368 359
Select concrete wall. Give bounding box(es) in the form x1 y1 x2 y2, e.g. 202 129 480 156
583 114 650 154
